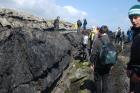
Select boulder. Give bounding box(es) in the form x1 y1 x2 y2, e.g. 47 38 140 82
0 27 72 93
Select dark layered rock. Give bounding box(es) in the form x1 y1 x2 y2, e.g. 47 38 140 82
0 8 74 30
0 8 83 93
0 9 49 30
0 27 72 93
63 32 83 59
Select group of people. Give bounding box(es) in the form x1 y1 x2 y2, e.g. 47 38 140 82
114 27 125 50
81 4 140 93
53 17 88 32
114 26 133 48
54 4 140 93
81 26 99 62
77 19 87 32
115 27 125 45
81 24 118 93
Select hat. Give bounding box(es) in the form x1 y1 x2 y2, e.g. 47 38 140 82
100 25 108 33
128 4 140 17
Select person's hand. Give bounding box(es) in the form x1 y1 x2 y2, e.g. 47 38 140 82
90 64 94 71
111 66 114 70
126 69 132 78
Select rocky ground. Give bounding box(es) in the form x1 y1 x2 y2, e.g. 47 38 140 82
52 43 131 93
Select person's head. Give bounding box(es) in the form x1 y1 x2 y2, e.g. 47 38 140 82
57 16 60 19
128 5 140 28
118 27 121 30
82 30 88 35
99 25 109 34
97 26 100 31
92 26 96 30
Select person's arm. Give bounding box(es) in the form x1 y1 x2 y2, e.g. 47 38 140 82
129 66 140 82
90 35 99 68
131 73 140 82
127 64 140 82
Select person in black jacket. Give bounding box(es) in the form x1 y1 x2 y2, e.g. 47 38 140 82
83 18 87 30
54 16 60 31
127 4 140 93
77 19 82 33
90 25 113 93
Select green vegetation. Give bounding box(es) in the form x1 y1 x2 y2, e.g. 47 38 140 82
64 60 94 93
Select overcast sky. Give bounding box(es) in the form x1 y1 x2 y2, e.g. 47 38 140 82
0 0 139 31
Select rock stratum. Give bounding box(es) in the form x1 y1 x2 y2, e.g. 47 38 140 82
0 8 74 30
0 8 82 93
0 8 49 29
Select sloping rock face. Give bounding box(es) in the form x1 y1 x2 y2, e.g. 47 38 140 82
64 32 82 48
0 26 72 93
64 32 83 59
0 8 83 93
0 8 48 29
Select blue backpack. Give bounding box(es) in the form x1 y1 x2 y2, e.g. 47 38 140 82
99 39 117 65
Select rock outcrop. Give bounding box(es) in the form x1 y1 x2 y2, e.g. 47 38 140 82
0 27 73 93
0 8 49 30
0 8 82 93
0 28 71 93
0 8 74 30
63 32 83 59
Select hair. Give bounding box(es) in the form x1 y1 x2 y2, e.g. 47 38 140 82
99 25 109 33
57 16 60 19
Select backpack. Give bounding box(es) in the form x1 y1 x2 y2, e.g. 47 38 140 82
99 38 117 65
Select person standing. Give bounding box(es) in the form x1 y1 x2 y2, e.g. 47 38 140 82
89 26 99 56
83 18 87 30
120 31 125 50
115 27 121 44
54 16 60 31
127 4 140 93
90 25 113 93
77 19 82 33
81 30 89 61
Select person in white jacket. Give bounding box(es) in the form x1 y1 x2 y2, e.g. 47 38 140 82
81 30 89 61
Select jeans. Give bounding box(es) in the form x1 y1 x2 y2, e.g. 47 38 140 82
77 27 81 33
94 73 110 93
